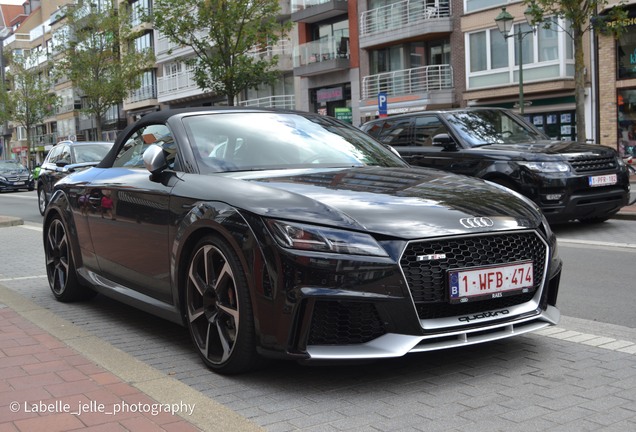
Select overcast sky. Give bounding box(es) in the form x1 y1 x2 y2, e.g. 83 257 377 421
0 0 25 5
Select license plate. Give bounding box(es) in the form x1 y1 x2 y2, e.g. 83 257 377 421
449 261 534 304
13 181 25 185
589 174 617 187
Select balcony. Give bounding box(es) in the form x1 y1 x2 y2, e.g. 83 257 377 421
362 65 453 99
291 0 348 23
293 36 350 77
157 69 202 103
126 84 157 104
29 133 58 148
155 30 208 62
246 40 293 71
359 0 452 49
239 95 295 110
57 103 77 115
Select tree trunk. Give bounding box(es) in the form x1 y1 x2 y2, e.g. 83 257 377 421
227 92 235 106
95 113 102 141
25 127 31 170
573 27 586 143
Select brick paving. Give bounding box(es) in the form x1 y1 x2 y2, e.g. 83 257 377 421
3 222 636 430
0 305 200 432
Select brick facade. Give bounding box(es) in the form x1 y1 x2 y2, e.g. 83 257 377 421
598 34 618 149
451 0 466 107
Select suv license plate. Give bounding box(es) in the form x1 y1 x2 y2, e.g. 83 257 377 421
13 181 25 185
449 262 534 304
589 174 617 187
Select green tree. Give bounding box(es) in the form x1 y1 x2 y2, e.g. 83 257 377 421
0 49 60 169
150 0 293 105
54 0 155 140
524 0 627 142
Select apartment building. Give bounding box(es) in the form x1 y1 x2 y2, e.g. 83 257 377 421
356 0 460 125
598 0 636 155
461 0 588 141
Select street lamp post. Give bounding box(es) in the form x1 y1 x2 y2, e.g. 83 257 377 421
494 2 540 115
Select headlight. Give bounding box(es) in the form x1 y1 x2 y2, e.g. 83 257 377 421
517 161 570 172
617 157 626 167
267 220 388 257
0 176 6 181
29 174 33 180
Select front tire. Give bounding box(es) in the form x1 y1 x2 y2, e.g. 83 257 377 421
184 235 259 374
38 186 47 215
45 216 96 302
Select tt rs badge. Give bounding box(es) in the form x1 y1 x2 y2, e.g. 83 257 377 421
416 254 446 261
460 217 494 228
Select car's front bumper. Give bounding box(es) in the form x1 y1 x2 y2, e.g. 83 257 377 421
519 169 630 223
0 178 34 191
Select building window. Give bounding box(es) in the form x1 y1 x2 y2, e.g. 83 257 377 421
617 24 636 79
130 0 151 27
17 127 26 140
131 31 153 53
466 17 574 89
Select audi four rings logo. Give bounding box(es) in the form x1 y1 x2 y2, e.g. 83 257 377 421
459 217 494 228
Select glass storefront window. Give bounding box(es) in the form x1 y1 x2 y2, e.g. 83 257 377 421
617 25 636 79
618 89 636 156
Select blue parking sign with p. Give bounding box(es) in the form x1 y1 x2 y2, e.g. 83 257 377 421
378 93 387 118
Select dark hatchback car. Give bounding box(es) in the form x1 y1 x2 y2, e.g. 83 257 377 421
44 107 561 374
37 141 113 215
362 108 631 224
0 160 34 192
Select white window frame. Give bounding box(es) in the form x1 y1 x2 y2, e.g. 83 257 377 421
465 17 575 90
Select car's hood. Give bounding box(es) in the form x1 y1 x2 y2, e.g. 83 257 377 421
228 166 543 239
473 140 617 160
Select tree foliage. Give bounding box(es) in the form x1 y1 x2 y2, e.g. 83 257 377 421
54 0 155 139
524 0 627 143
0 50 60 169
150 0 293 105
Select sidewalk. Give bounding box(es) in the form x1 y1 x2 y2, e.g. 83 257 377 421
0 304 201 432
614 175 636 220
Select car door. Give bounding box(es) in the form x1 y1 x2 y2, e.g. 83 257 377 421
84 124 180 303
381 115 466 173
40 145 63 200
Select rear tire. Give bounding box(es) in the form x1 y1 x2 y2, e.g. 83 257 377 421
38 186 47 215
45 216 96 302
184 234 260 374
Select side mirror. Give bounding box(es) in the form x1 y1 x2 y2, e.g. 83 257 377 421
56 160 69 168
143 144 168 175
432 134 458 150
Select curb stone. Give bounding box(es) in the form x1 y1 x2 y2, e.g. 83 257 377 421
0 216 23 228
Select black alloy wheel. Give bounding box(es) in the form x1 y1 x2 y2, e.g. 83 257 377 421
45 216 96 302
185 235 259 374
38 186 47 215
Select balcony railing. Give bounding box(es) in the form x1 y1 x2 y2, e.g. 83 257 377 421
361 64 453 99
292 0 345 13
239 95 295 110
29 132 58 147
127 84 157 103
57 103 76 114
293 36 349 68
156 30 208 55
360 0 451 36
246 39 292 59
157 70 197 95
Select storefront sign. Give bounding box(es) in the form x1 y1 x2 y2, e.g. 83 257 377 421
12 147 27 153
373 105 428 116
334 107 352 123
366 95 421 106
317 87 343 103
318 108 327 116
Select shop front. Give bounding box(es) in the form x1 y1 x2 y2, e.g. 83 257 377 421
313 84 351 117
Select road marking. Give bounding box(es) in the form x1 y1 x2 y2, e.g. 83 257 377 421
558 239 636 249
19 225 42 231
534 327 636 354
0 275 47 282
0 194 37 199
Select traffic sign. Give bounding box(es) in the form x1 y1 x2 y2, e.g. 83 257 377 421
378 93 387 118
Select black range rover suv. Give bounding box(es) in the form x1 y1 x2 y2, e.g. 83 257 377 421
362 108 631 224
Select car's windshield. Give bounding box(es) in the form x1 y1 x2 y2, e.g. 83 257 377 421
0 161 27 172
444 110 546 147
183 112 408 173
72 144 112 163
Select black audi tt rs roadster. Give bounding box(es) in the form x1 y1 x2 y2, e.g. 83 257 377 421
43 107 562 374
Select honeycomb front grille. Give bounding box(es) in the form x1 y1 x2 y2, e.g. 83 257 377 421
569 156 615 173
400 232 547 320
308 300 386 345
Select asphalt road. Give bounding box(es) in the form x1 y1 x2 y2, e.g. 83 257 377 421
0 189 42 223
